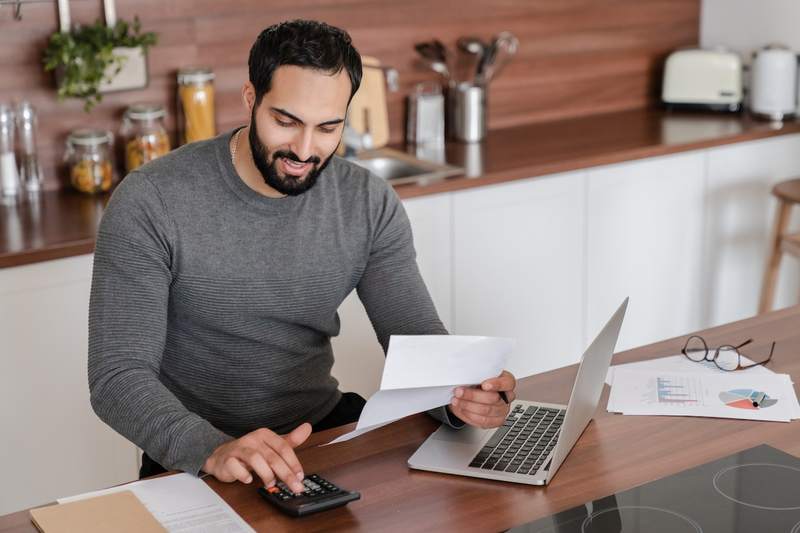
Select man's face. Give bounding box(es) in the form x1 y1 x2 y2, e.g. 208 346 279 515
247 65 351 196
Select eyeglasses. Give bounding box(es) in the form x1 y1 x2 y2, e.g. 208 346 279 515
681 335 776 371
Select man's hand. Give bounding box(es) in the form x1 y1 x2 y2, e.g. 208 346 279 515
449 370 517 429
202 423 312 493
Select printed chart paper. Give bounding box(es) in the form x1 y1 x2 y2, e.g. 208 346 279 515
607 368 800 422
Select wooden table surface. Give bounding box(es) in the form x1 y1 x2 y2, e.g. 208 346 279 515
2 305 799 532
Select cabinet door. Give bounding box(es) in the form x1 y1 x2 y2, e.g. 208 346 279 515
452 171 587 378
331 193 453 398
704 133 800 325
586 152 706 352
0 255 138 515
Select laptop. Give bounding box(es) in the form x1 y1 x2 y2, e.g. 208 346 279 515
408 298 628 486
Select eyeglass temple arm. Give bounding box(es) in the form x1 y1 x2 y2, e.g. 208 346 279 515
738 340 776 368
734 338 754 350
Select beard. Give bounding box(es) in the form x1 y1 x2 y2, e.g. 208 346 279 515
248 108 333 196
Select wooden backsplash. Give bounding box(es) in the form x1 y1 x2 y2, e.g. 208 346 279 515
0 0 699 190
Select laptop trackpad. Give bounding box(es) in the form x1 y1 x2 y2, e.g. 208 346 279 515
433 424 487 444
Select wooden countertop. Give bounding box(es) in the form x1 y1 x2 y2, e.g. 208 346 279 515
2 305 799 531
3 108 800 269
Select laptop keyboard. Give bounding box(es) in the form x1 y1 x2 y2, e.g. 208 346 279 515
468 404 565 475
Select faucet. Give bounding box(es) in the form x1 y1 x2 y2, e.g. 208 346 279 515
342 63 398 158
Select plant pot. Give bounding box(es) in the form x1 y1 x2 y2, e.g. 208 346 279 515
99 46 148 93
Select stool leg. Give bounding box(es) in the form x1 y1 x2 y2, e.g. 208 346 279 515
759 199 792 314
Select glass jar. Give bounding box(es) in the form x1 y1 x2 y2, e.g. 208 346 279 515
64 129 115 194
177 67 216 145
121 103 171 172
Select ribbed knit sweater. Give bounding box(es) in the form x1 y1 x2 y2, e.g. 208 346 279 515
88 128 450 476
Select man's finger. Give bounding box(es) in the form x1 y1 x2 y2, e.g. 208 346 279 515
453 397 509 419
239 448 276 489
480 370 516 393
284 422 312 448
223 456 253 484
259 446 304 493
455 386 504 405
259 428 305 477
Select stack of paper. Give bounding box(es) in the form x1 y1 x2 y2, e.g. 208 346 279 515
57 473 254 532
326 335 514 444
607 355 800 422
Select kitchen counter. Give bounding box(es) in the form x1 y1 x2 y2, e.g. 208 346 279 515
2 108 800 269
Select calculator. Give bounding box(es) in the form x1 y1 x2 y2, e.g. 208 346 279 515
257 474 361 517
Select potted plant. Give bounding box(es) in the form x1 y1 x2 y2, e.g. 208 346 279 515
43 17 157 112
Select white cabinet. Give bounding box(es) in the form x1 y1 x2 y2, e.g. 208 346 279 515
0 255 138 515
586 152 706 352
331 193 453 398
703 133 800 326
452 171 587 379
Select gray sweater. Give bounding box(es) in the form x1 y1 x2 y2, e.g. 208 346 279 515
88 129 451 476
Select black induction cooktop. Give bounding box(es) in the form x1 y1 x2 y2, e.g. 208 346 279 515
509 444 800 533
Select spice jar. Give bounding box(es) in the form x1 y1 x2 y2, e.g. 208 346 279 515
121 103 171 172
177 67 216 145
64 129 115 194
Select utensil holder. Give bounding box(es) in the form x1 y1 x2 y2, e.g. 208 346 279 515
448 82 486 143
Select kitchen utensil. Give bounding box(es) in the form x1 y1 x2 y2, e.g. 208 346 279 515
750 44 798 121
661 48 743 112
457 36 487 83
480 31 519 84
448 82 486 143
415 42 452 82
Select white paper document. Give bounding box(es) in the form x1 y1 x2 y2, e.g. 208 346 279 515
58 473 254 532
326 335 514 444
607 367 800 422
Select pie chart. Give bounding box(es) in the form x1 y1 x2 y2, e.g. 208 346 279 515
719 389 777 410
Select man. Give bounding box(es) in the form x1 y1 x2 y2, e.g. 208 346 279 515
88 19 516 495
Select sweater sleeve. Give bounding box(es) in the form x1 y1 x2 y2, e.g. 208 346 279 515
356 181 464 428
88 172 232 476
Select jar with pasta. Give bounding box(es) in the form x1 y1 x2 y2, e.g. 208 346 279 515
177 67 216 145
64 129 115 194
121 103 171 173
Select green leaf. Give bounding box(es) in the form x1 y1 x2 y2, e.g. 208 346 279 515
42 17 158 112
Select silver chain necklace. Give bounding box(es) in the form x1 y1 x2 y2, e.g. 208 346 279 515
231 128 243 164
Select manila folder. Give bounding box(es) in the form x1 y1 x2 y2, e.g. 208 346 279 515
29 490 165 533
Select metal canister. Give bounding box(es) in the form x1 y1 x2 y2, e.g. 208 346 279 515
448 82 487 143
177 67 216 145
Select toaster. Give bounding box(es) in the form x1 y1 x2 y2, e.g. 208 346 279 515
662 49 743 112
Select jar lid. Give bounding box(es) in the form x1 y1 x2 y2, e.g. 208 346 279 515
67 129 113 146
177 67 215 84
125 103 167 121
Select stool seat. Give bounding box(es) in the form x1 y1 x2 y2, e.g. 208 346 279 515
773 178 800 204
760 177 800 313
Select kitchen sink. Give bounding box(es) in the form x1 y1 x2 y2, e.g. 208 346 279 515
349 147 463 185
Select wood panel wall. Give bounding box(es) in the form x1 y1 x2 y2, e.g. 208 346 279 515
0 0 699 190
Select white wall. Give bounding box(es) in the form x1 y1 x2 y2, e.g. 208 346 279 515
700 0 800 60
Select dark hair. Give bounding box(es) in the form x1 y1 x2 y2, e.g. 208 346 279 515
248 20 362 106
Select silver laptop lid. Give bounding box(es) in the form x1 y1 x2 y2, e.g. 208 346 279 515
545 298 628 483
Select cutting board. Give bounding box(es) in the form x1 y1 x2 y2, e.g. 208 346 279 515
345 55 390 149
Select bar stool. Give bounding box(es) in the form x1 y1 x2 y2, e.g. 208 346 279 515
759 178 800 313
